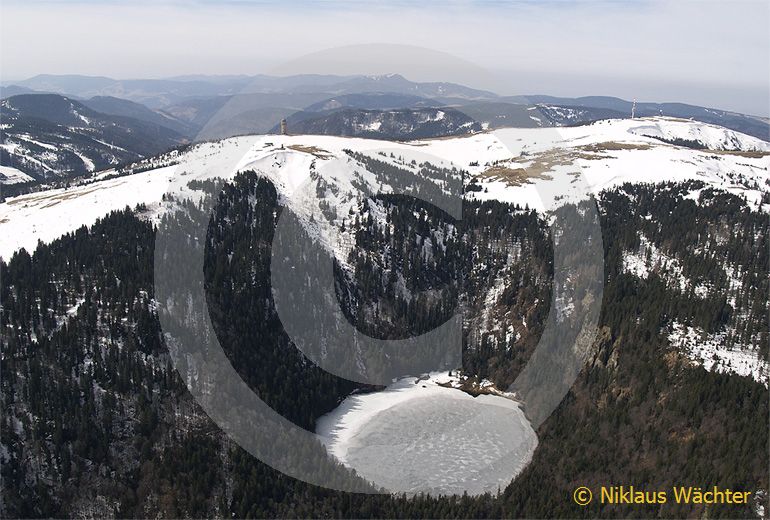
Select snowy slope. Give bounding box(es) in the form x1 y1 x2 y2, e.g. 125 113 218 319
1 116 767 393
1 116 768 261
464 118 769 211
626 117 770 151
0 165 35 185
0 166 177 257
621 234 769 387
0 94 186 180
668 322 768 387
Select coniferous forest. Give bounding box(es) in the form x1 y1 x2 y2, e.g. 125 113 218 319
1 172 768 518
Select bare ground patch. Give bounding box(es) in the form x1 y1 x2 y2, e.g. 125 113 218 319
479 165 551 186
578 141 652 153
707 149 770 159
287 144 333 159
476 142 653 187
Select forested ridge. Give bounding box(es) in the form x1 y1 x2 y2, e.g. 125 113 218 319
1 172 767 518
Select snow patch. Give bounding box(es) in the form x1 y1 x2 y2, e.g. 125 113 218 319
668 321 768 387
0 165 34 185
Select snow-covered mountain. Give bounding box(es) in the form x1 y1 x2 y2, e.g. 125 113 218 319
279 107 484 139
1 116 767 259
518 95 770 141
7 74 768 143
1 117 767 385
534 104 627 126
0 165 35 185
80 95 195 137
281 102 611 138
1 113 768 517
627 117 770 151
0 94 187 181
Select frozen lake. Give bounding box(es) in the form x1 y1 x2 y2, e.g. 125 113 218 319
316 373 538 496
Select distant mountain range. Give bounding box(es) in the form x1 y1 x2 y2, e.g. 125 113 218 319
5 73 496 108
4 74 768 137
1 73 767 182
276 107 483 140
80 95 196 136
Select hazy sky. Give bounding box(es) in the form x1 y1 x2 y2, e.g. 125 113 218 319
1 0 768 115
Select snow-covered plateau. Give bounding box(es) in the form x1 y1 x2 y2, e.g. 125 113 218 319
315 372 537 496
1 116 768 261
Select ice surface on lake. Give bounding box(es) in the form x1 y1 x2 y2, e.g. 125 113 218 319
316 373 538 496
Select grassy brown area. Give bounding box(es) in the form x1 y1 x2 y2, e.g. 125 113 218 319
476 141 658 188
578 141 652 153
707 149 770 158
287 144 333 159
479 165 550 186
